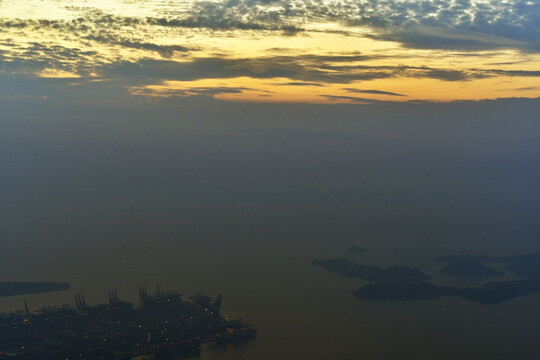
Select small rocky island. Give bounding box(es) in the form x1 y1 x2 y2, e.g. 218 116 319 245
0 287 256 359
0 282 70 297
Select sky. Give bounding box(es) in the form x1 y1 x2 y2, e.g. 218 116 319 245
1 0 540 285
1 0 540 103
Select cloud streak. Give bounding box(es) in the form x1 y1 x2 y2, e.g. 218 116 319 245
343 89 406 97
98 57 505 84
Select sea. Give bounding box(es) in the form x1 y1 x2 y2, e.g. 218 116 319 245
1 99 540 359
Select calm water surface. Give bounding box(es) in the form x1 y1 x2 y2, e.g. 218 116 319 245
2 100 540 359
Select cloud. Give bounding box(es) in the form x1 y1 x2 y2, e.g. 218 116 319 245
0 7 303 34
317 0 540 50
0 42 99 75
2 3 539 102
283 82 325 87
137 86 252 97
146 15 303 34
3 33 540 91
165 0 540 50
0 16 196 58
343 88 406 97
98 57 485 85
83 34 194 58
516 86 540 91
1 0 539 62
488 69 540 77
322 95 382 104
370 26 529 50
100 57 299 83
3 0 539 51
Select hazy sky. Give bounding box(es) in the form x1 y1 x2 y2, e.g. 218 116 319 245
1 0 540 103
2 0 540 271
1 0 539 265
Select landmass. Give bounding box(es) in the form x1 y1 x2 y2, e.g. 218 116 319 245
312 258 431 283
439 260 502 278
0 282 70 297
0 287 256 359
346 246 367 254
314 252 540 304
434 254 499 263
353 278 540 304
435 253 540 278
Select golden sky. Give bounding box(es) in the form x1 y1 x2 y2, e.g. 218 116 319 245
1 0 540 103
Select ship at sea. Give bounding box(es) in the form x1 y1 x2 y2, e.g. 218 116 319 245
0 286 256 359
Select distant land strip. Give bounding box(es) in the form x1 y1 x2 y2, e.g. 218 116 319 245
0 282 71 297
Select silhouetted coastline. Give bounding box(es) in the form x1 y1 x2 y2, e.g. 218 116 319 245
439 260 502 278
314 253 540 304
0 282 70 297
312 258 431 284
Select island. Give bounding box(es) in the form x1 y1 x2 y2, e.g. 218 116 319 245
435 253 540 278
0 282 70 297
353 278 540 304
0 287 256 359
313 252 540 304
439 260 502 278
312 258 431 283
